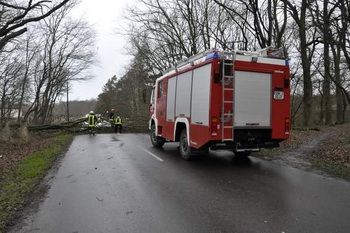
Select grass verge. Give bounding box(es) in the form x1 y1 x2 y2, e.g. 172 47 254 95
0 133 73 232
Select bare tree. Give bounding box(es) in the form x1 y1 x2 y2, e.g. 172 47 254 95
126 0 230 73
22 0 96 124
0 52 24 122
321 0 333 125
310 0 342 125
285 0 316 127
331 43 344 123
214 0 288 49
337 0 350 69
0 0 70 51
15 31 40 122
309 0 350 124
290 60 304 124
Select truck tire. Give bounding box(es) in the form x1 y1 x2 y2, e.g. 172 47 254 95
179 129 192 160
150 124 165 148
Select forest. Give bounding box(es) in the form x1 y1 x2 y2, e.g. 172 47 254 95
1 0 350 128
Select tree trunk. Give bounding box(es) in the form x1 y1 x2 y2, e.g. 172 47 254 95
319 93 324 124
323 0 332 125
66 82 70 122
332 44 342 124
342 92 347 123
18 38 31 123
300 26 313 126
285 0 314 127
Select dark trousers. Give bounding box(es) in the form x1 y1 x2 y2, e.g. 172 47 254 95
115 124 122 133
88 126 95 134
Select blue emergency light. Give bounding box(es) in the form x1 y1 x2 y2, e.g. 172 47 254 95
285 59 289 67
205 52 219 60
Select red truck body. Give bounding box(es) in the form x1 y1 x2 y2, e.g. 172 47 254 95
149 49 290 159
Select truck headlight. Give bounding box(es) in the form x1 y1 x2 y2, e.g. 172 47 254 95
274 91 284 100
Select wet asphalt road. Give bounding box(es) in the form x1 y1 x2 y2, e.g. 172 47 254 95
12 133 350 233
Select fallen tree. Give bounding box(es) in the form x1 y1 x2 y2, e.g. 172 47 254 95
27 118 86 131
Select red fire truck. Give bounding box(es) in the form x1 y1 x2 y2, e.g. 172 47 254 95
149 48 290 160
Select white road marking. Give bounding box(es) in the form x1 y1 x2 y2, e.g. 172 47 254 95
137 146 164 162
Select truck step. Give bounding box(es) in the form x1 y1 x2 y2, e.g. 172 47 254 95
236 148 260 152
224 101 233 103
223 126 233 129
222 138 234 141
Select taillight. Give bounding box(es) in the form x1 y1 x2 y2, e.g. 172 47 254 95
285 117 290 134
211 117 218 136
274 90 285 100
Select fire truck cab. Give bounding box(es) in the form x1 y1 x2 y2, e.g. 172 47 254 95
149 48 290 160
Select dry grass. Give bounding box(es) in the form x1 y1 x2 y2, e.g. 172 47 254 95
258 123 350 180
0 133 54 172
310 124 350 169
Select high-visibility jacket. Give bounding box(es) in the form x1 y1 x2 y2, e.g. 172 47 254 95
88 114 97 127
115 117 122 125
109 113 115 122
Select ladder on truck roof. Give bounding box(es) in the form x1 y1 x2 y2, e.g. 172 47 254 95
221 51 236 142
162 48 276 77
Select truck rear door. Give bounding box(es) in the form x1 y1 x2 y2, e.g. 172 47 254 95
234 71 271 127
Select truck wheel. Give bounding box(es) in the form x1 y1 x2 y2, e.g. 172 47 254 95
150 124 165 148
180 129 192 160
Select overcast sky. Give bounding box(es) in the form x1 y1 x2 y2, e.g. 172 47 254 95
68 0 134 101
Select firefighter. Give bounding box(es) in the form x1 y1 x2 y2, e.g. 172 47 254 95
109 109 115 125
114 116 123 133
87 111 98 135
